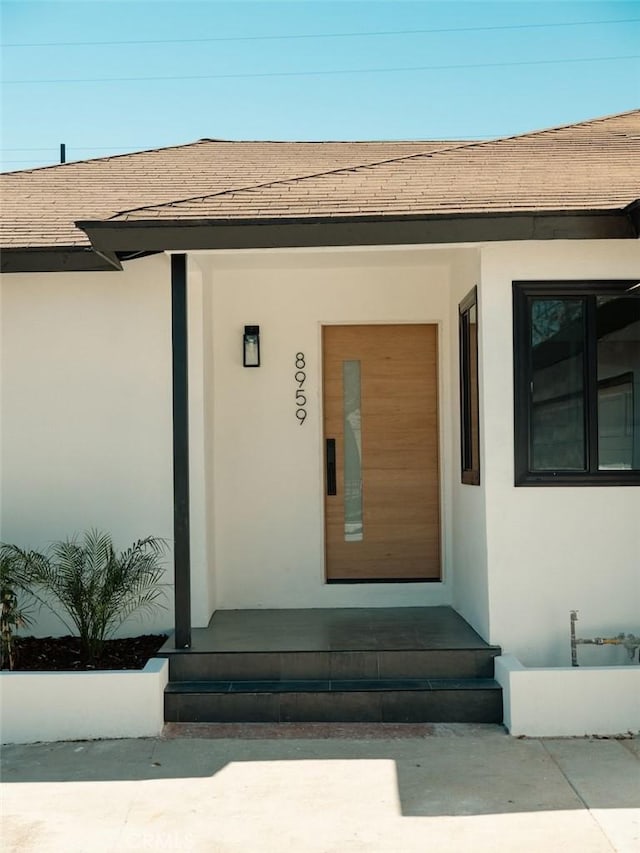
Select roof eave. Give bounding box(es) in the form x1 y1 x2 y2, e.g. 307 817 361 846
624 199 640 237
76 209 637 255
3 208 636 274
0 246 123 274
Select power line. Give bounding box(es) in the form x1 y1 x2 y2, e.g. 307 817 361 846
0 136 502 153
4 54 638 85
2 17 638 48
0 145 155 152
1 159 61 164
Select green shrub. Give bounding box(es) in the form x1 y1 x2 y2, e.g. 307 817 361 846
0 544 39 669
32 530 168 664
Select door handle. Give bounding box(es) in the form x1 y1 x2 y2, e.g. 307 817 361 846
326 438 336 496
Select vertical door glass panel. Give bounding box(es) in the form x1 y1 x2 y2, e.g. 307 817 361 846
596 295 640 470
343 360 363 541
530 299 586 471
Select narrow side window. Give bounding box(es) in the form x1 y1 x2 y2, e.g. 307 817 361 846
459 286 480 485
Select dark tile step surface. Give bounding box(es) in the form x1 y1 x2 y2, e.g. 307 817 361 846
160 607 497 654
164 684 503 724
165 648 500 682
165 677 500 694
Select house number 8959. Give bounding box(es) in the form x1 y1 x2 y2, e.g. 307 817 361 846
295 353 307 424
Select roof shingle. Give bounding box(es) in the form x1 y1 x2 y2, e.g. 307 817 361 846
0 140 464 249
2 110 639 251
111 110 640 222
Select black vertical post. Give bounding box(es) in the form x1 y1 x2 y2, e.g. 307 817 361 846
171 253 191 648
60 143 66 164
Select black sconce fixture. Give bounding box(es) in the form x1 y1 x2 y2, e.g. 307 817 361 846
243 325 260 367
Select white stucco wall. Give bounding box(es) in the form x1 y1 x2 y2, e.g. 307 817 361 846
185 263 217 625
3 238 637 663
448 251 490 642
496 654 640 737
0 255 175 636
0 658 168 744
200 247 458 609
480 241 640 665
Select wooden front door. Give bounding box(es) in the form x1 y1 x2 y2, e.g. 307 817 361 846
323 324 441 582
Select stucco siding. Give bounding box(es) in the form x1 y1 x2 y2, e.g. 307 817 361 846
0 254 175 636
201 247 457 609
2 240 637 663
448 251 490 642
480 241 640 665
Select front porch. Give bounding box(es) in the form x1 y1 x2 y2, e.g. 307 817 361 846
159 607 502 724
170 246 486 644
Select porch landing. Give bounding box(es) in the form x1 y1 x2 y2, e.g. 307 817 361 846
159 608 503 724
160 606 493 654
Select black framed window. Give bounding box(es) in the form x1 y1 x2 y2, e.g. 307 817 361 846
513 280 640 485
459 286 480 485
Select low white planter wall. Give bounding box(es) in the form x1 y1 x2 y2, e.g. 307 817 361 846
496 654 640 737
0 658 168 745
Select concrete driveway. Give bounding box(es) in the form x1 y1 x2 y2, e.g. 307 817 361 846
1 724 638 852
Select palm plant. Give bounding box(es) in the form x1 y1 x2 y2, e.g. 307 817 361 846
33 530 167 663
0 544 41 669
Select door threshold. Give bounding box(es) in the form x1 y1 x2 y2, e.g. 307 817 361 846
326 578 442 584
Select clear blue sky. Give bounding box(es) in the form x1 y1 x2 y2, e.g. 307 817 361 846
1 0 638 171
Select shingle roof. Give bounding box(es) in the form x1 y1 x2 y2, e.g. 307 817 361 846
110 110 640 222
0 140 464 249
2 110 639 253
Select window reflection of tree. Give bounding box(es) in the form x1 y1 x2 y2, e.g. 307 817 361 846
531 300 583 347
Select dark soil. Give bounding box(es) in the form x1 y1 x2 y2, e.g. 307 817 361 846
6 634 168 671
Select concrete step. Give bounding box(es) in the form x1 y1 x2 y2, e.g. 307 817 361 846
164 677 503 724
163 647 501 683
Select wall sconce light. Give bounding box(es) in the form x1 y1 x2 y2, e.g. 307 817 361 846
243 325 260 367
